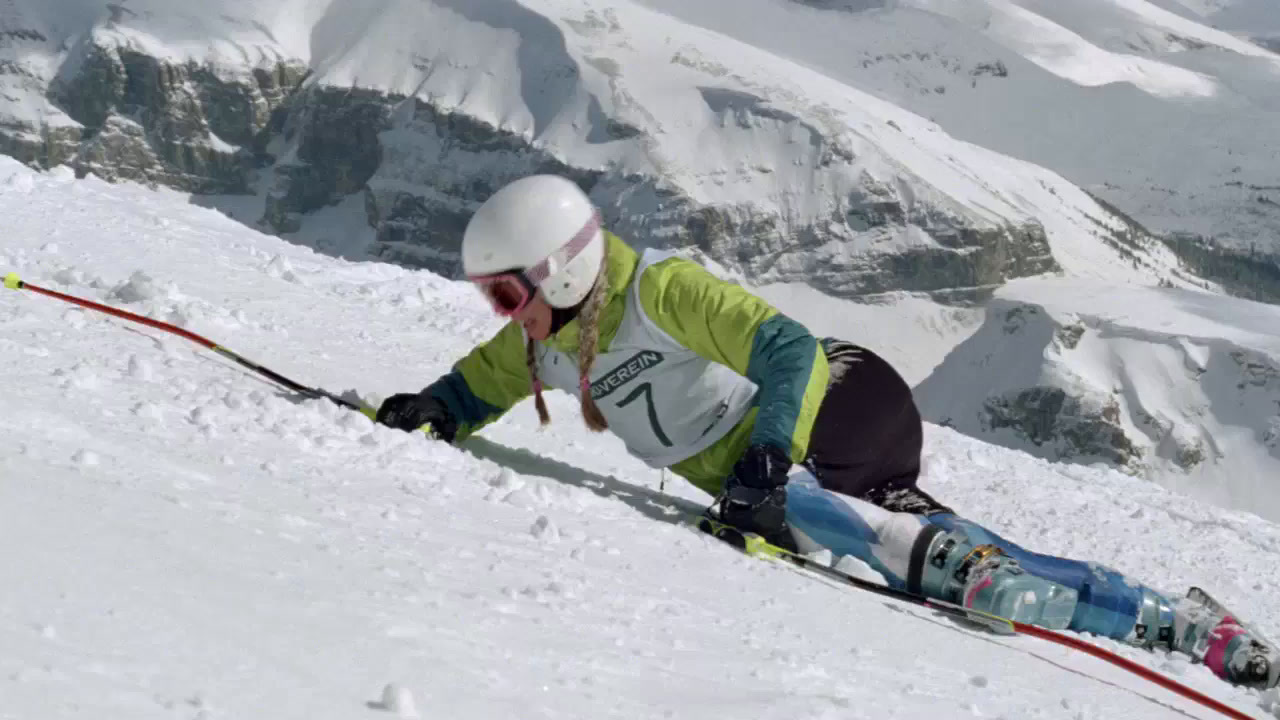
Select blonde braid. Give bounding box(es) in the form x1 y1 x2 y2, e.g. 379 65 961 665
576 247 611 432
527 336 551 426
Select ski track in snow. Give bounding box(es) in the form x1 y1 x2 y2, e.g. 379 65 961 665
2 160 1280 719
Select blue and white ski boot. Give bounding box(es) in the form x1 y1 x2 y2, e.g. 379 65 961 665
915 527 1078 629
1134 586 1280 689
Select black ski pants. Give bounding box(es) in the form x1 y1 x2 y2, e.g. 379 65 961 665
802 339 952 516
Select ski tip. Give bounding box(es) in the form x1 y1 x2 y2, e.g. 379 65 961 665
3 272 21 290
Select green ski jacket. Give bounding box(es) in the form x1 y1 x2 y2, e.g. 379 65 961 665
423 232 830 497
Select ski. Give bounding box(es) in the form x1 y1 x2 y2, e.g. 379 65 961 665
695 516 1259 720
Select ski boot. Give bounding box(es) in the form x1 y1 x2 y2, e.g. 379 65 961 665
914 527 1078 629
1133 586 1280 689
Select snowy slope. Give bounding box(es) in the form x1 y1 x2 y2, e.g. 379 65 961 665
1147 0 1280 46
4 163 1280 718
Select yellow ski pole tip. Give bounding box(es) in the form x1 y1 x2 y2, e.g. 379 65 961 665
3 272 20 290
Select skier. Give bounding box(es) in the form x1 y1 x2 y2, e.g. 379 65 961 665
375 174 1278 690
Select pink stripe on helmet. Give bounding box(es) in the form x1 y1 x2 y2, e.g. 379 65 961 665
523 210 601 287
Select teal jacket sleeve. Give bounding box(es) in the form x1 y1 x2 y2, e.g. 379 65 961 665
422 321 532 442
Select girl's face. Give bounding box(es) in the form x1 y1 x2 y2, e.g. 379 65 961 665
513 292 553 341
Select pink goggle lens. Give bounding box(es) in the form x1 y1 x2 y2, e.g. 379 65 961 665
471 273 532 317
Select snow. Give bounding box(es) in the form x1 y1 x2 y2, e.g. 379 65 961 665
374 683 420 718
3 157 1280 719
753 281 984 384
1142 0 1280 38
908 0 1224 97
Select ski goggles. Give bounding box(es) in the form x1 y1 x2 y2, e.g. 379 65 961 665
470 271 538 317
467 211 601 317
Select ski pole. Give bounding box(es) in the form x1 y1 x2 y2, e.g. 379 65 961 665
4 271 368 414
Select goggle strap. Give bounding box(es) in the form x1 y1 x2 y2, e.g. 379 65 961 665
524 211 601 287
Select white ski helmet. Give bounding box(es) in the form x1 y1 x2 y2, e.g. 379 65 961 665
462 175 605 309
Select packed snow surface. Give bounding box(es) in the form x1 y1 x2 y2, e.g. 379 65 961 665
4 161 1280 718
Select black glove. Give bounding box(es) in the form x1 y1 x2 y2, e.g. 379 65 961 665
716 444 797 552
731 442 792 489
375 392 458 442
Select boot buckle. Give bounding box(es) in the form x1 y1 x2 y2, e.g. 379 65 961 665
954 544 1006 584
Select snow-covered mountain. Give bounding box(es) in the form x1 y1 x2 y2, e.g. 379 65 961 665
641 0 1280 300
1149 0 1280 49
6 0 1279 299
0 0 1207 300
5 156 1280 720
916 278 1280 521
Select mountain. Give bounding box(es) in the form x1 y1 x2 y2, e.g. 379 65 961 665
0 0 1200 299
916 277 1280 521
4 155 1280 720
1148 0 1280 49
639 0 1280 300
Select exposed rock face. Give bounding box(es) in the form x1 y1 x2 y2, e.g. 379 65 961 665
923 302 1145 472
245 79 1062 291
1088 192 1280 305
0 123 81 169
981 385 1142 469
349 94 601 273
1162 232 1280 306
17 36 309 193
263 88 393 235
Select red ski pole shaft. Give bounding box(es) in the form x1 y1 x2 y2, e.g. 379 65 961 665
1013 622 1257 720
3 271 363 412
